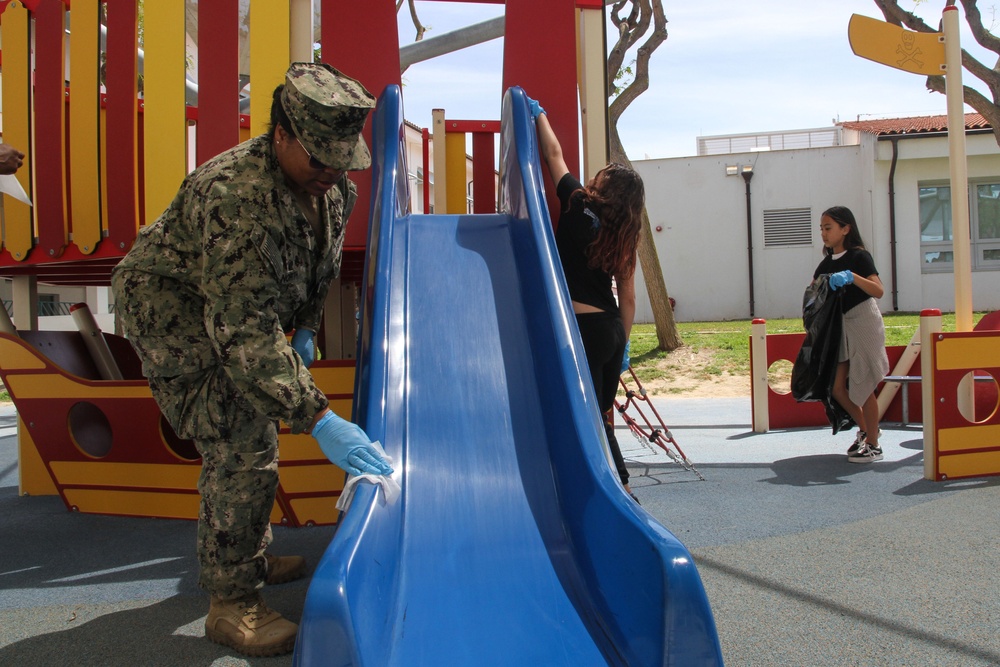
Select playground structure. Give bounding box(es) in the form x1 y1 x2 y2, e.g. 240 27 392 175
749 310 1000 481
616 367 704 481
0 0 604 513
0 1 725 663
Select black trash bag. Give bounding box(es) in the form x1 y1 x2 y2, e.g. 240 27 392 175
790 275 855 434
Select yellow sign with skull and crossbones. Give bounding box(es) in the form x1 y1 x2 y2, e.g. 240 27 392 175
848 13 946 76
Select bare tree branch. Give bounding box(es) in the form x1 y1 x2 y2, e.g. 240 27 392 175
610 0 665 124
873 0 1000 147
959 0 1000 53
606 0 679 350
399 0 427 42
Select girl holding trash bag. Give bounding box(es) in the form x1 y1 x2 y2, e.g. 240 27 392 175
529 95 645 501
814 206 889 463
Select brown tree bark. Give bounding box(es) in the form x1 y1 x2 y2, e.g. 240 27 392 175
607 0 681 351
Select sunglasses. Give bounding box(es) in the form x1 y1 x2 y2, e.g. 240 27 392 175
295 136 330 171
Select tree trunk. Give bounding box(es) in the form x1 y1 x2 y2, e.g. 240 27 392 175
606 0 680 351
609 138 682 351
637 209 682 349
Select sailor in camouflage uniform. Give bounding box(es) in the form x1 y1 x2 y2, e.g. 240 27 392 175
111 63 392 657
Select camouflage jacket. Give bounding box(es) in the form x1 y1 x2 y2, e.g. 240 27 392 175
112 134 357 435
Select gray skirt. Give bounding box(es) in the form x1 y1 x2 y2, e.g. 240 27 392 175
838 297 890 407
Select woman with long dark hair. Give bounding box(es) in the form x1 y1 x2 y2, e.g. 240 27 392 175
815 205 889 463
531 98 645 500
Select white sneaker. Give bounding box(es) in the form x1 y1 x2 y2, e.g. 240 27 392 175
847 429 882 457
848 443 884 464
847 430 866 456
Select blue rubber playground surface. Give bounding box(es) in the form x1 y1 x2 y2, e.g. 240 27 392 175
3 396 1000 666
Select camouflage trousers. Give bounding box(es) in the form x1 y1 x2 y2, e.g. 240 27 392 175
192 386 280 601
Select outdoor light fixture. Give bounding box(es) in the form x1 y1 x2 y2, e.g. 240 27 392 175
725 165 738 176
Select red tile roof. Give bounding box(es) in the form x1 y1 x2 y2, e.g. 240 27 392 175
840 113 990 136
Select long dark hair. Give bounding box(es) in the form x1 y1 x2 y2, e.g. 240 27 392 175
268 84 295 136
575 163 645 279
822 205 866 256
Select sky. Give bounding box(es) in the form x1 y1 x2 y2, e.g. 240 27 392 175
395 0 992 160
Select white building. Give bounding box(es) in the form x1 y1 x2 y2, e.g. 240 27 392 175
632 114 1000 322
6 113 997 329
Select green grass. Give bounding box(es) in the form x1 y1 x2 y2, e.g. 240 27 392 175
630 311 988 378
0 313 987 402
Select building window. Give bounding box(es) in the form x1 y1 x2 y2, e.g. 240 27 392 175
919 180 1000 273
38 294 60 316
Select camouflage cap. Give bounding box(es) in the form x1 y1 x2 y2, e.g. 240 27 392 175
281 62 375 171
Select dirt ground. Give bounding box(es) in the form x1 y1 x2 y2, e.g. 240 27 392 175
627 347 755 399
0 348 757 407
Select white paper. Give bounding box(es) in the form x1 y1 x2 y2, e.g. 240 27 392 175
0 174 31 206
336 440 401 512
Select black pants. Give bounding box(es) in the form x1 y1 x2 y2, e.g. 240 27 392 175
575 311 629 486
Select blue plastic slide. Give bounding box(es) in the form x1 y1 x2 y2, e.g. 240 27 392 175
292 86 723 666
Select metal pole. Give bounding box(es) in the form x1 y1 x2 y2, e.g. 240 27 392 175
943 3 973 333
70 303 124 381
399 16 505 70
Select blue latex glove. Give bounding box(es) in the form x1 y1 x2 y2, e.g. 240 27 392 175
527 96 546 119
291 328 315 367
620 340 631 375
828 270 854 291
312 410 394 476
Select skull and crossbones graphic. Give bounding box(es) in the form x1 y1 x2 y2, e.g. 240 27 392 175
896 31 924 68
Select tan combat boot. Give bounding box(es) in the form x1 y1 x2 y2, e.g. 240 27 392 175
205 594 298 657
265 553 306 585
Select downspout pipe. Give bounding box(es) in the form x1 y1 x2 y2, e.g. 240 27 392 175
887 137 900 311
741 169 755 317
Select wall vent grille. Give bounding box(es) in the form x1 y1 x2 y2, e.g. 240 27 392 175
763 207 813 247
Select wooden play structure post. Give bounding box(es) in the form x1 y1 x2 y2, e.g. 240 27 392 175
432 109 448 213
11 276 37 330
942 5 974 335
920 309 943 480
750 318 769 433
0 0 613 521
576 0 609 177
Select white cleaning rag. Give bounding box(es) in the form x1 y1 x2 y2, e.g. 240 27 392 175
335 441 401 512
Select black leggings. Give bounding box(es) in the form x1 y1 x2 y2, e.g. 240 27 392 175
575 311 629 486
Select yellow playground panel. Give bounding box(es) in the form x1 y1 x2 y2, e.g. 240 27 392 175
0 332 352 526
929 330 1000 481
